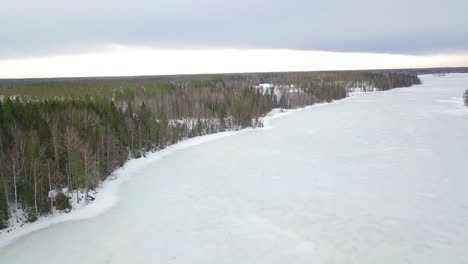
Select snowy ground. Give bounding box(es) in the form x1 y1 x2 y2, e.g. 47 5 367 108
1 74 468 263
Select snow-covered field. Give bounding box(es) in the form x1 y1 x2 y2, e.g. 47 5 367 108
1 74 468 263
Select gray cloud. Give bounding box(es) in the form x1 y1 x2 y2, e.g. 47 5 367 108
1 0 467 58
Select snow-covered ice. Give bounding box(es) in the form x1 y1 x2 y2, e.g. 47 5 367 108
1 74 468 263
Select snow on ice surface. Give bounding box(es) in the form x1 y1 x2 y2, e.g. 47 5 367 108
1 74 468 263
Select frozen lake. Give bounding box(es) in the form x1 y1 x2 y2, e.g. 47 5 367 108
1 74 468 263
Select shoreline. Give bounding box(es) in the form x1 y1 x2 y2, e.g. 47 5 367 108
0 93 363 248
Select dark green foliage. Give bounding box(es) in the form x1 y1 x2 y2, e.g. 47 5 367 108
0 187 8 229
24 206 38 223
55 191 71 211
0 71 421 229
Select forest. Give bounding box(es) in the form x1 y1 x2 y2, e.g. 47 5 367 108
0 71 421 229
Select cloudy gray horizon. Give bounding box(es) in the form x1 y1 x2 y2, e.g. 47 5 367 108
2 0 468 59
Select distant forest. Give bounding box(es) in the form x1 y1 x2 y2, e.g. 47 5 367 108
0 71 421 229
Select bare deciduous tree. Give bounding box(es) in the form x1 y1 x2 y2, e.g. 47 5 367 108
5 128 27 222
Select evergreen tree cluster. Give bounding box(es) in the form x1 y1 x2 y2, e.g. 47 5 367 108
0 71 421 229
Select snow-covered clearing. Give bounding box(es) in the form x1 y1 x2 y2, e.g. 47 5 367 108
1 74 468 263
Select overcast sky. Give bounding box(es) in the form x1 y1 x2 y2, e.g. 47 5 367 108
1 0 467 77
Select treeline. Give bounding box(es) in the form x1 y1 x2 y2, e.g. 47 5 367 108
464 90 468 106
0 71 421 229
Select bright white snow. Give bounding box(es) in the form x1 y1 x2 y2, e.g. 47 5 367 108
1 74 468 263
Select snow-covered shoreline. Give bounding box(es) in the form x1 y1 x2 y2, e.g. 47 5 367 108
4 74 468 264
0 97 346 248
0 91 367 248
